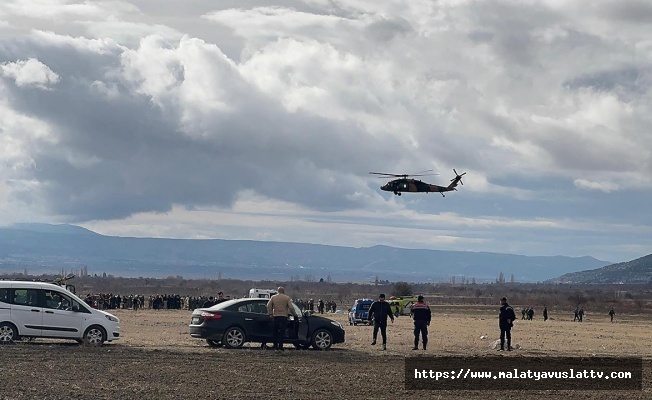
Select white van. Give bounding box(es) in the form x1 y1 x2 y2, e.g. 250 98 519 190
248 288 278 299
0 280 120 346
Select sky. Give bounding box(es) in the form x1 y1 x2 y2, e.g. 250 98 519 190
0 0 650 264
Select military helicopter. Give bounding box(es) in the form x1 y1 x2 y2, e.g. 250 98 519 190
369 169 466 197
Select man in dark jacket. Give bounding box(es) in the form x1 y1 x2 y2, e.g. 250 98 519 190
410 295 431 350
368 293 394 350
214 292 227 305
499 297 516 351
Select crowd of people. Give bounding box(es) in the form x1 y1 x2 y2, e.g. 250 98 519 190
81 293 234 311
79 292 341 313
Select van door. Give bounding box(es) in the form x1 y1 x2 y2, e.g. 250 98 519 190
9 287 42 337
40 289 84 338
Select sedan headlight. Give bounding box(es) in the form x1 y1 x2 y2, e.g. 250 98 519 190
105 314 119 323
330 321 343 329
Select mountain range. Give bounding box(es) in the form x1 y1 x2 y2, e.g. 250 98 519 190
0 223 617 283
550 254 652 284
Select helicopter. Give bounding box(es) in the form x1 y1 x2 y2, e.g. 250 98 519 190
369 169 466 197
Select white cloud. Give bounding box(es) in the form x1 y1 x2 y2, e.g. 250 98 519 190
573 178 619 193
0 0 138 21
0 1 651 263
0 58 60 89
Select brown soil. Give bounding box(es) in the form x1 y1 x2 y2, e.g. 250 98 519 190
0 309 649 399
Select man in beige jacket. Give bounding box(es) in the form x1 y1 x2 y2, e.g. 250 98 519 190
266 287 298 351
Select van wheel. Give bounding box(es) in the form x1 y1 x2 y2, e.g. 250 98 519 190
0 322 18 344
83 325 107 346
311 329 333 350
222 327 245 349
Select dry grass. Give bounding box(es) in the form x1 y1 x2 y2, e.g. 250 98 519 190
113 307 652 358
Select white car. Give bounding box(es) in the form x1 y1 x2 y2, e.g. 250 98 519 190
0 280 120 346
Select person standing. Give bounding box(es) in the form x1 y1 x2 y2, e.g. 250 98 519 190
368 293 394 350
543 306 548 321
527 307 534 321
214 292 227 304
266 287 297 351
410 295 431 350
498 297 516 351
609 308 615 323
203 296 215 308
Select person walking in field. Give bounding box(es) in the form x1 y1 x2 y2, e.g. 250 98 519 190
543 306 548 321
368 293 394 351
609 308 615 323
498 297 516 351
266 287 298 351
527 307 534 320
410 295 431 350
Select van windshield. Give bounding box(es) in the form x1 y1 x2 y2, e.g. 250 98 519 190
358 303 371 310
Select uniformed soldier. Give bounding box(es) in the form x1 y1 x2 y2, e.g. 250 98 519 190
410 295 431 350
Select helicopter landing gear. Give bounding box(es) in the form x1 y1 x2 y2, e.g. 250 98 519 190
394 191 401 196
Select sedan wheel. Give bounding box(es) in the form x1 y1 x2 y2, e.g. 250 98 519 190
83 326 106 346
222 327 245 349
0 323 18 344
311 329 333 350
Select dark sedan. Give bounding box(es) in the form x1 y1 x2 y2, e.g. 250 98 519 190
189 298 345 350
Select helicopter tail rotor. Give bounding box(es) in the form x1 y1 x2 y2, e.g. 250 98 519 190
452 169 466 186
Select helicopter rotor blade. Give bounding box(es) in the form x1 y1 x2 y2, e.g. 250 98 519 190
370 169 439 178
411 169 439 176
369 172 406 178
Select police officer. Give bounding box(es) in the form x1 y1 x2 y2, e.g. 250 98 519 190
410 295 431 350
368 293 394 350
498 297 516 351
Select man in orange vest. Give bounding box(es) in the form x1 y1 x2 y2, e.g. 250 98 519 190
410 295 431 350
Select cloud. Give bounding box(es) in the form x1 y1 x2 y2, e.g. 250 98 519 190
0 58 60 89
0 1 651 263
574 178 619 193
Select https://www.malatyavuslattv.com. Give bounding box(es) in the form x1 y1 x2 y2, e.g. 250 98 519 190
405 356 642 390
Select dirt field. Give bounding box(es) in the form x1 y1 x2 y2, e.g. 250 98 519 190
0 307 650 399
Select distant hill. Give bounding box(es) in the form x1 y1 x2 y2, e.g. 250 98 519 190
0 223 611 282
550 254 652 284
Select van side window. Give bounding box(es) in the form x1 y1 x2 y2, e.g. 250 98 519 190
13 289 39 306
43 289 72 310
0 288 8 303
